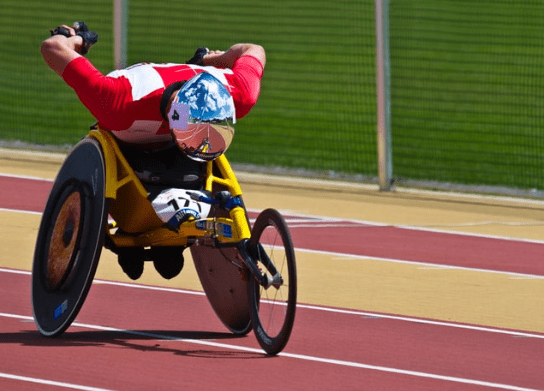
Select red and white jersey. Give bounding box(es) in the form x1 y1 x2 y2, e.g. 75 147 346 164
62 55 263 144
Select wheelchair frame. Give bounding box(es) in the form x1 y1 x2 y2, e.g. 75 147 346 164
32 129 297 355
88 129 251 247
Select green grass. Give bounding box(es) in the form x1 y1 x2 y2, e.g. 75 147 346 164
0 0 377 177
0 1 114 145
1 0 544 190
125 0 378 175
390 0 544 189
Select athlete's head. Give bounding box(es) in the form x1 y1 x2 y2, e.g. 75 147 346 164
161 72 235 162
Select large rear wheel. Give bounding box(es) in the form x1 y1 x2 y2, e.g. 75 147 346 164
32 137 108 337
248 208 297 355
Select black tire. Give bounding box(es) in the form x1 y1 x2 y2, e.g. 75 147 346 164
32 137 108 337
248 208 297 355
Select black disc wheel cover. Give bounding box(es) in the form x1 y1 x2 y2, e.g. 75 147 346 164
32 138 107 337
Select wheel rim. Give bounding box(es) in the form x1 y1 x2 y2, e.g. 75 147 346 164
249 209 297 355
253 225 292 339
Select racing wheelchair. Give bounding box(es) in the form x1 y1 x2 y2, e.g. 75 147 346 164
31 128 297 355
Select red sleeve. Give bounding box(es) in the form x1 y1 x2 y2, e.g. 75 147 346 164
230 55 264 118
61 57 132 129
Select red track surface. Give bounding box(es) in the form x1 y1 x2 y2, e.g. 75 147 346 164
289 222 544 276
1 174 544 391
3 175 543 275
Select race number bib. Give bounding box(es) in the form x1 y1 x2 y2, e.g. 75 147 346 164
151 189 211 228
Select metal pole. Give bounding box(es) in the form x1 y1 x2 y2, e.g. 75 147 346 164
375 0 392 191
113 0 128 69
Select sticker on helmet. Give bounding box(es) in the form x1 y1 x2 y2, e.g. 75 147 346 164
168 102 190 130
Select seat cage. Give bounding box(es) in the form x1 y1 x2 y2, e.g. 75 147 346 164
88 129 251 248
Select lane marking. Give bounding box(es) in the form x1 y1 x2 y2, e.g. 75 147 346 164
395 222 544 245
2 172 544 245
239 171 544 208
401 220 544 228
2 204 544 278
295 247 544 280
278 209 544 245
288 223 370 229
4 204 543 279
5 165 544 208
295 303 544 340
0 207 41 215
1 312 541 391
0 173 54 182
294 247 544 280
0 372 116 391
2 267 543 340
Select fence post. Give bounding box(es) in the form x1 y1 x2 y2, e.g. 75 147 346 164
375 0 392 191
113 0 128 69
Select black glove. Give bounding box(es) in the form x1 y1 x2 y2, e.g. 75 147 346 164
50 22 98 56
73 22 98 56
186 47 209 66
49 26 71 38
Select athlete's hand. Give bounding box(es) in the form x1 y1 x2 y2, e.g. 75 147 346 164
50 22 98 56
186 47 209 65
50 24 75 38
72 22 98 55
202 50 225 64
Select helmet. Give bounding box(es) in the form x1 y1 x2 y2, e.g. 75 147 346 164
168 72 236 162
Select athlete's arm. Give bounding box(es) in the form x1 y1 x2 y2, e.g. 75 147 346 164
203 43 266 69
41 25 86 76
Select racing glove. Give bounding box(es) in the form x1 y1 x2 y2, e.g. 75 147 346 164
50 22 98 56
186 47 209 66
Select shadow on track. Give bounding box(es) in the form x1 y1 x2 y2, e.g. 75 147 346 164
0 329 270 359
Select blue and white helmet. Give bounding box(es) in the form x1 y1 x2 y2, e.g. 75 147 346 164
168 72 236 162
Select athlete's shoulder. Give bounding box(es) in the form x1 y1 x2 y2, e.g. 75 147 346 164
105 63 149 79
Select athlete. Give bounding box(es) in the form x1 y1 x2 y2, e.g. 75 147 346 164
41 22 266 280
41 22 265 147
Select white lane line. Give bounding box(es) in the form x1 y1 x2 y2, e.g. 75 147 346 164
0 372 116 391
394 222 544 245
288 223 367 229
294 247 544 280
2 172 544 245
281 210 544 245
4 198 543 280
0 173 54 182
0 207 42 215
2 267 543 340
1 312 541 391
2 203 544 279
295 303 544 340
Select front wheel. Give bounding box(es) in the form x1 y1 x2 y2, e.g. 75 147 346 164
248 209 297 355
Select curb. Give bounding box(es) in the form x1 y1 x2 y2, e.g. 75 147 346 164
2 147 544 209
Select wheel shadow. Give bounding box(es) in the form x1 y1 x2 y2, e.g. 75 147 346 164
0 329 270 359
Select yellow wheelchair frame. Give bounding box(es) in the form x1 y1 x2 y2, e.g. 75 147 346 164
32 129 297 355
89 129 250 247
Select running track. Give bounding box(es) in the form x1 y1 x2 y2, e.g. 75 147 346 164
1 174 543 391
